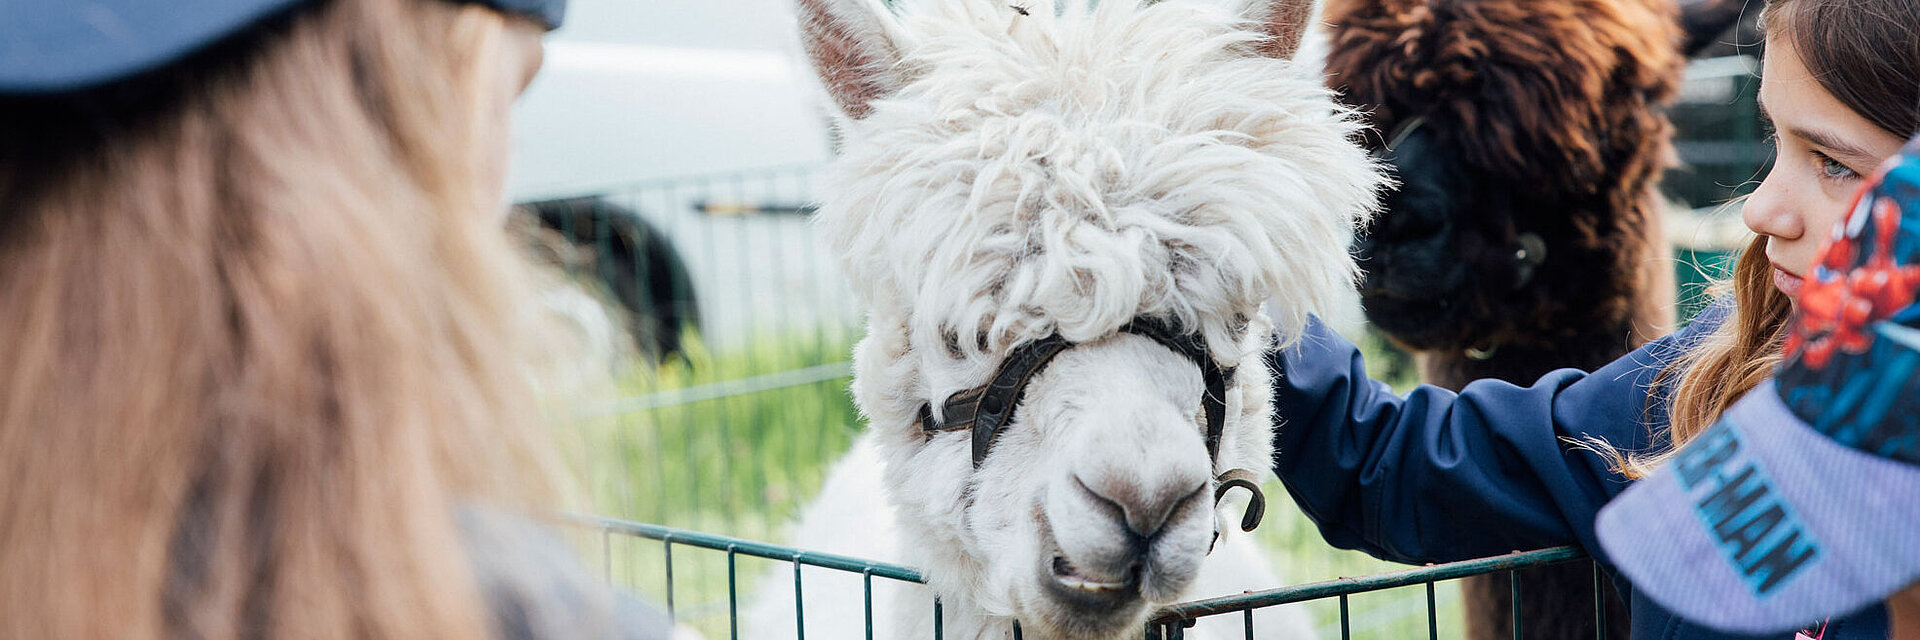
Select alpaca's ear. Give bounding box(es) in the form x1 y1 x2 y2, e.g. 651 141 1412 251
797 0 907 119
1241 0 1316 59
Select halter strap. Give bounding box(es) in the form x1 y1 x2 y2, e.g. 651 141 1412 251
1120 317 1235 460
1384 115 1428 153
914 317 1266 536
917 333 1075 466
916 317 1236 470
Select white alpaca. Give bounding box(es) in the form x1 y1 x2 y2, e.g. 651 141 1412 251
751 0 1382 638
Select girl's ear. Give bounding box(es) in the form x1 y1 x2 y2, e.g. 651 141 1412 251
797 0 908 120
1241 0 1317 59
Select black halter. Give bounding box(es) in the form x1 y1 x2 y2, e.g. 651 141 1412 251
916 316 1266 533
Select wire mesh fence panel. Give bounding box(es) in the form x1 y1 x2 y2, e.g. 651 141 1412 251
516 167 880 638
1144 548 1597 640
574 517 940 640
520 166 865 547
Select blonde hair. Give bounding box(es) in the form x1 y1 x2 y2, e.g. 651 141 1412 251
0 0 561 637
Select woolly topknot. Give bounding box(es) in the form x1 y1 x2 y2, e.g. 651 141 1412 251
817 0 1382 364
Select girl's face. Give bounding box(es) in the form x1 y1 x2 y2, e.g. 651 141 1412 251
1744 35 1907 301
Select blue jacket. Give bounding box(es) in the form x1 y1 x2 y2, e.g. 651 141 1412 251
1267 306 1889 639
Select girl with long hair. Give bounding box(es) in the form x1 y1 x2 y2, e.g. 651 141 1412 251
1600 130 1920 640
1270 0 1918 637
0 0 667 638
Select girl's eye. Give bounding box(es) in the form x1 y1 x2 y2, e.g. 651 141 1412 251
1815 151 1859 181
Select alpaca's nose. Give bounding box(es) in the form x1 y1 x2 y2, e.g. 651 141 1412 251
1044 462 1215 599
1072 468 1209 541
1039 387 1221 601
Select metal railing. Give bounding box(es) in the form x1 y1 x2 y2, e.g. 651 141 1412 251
574 515 1603 640
1147 548 1600 640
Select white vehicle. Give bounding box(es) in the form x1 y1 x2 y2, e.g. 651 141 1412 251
508 0 834 197
506 0 856 353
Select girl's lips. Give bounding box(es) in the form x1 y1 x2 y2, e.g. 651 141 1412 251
1773 265 1805 298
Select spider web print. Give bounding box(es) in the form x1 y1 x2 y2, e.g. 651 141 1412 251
1777 144 1920 465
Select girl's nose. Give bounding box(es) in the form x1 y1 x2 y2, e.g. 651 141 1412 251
1742 173 1804 241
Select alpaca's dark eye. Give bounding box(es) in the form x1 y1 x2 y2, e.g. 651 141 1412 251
941 328 965 359
1230 314 1251 342
937 325 994 358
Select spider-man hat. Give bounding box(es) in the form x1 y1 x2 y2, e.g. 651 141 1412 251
1597 133 1920 634
0 0 565 95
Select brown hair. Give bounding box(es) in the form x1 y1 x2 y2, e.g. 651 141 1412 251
1763 0 1920 139
0 0 560 637
1618 0 1920 478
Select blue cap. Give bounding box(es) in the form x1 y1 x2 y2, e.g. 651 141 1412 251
1596 133 1920 634
0 0 566 96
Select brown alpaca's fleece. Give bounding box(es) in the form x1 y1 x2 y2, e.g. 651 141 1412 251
1327 0 1681 377
1322 0 1689 638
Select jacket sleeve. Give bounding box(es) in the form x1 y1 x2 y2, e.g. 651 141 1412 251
1268 308 1725 565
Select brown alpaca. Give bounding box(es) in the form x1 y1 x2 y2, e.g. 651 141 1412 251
1320 0 1743 637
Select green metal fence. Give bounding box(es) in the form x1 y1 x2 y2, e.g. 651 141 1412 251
575 516 927 640
573 514 1601 640
1145 548 1601 640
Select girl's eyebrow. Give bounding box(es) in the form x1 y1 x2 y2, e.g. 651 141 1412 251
1794 125 1877 165
1757 99 1877 165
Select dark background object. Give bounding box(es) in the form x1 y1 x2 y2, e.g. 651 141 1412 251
520 196 702 363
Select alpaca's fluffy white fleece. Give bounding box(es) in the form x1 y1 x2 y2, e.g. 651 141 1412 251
819 0 1381 367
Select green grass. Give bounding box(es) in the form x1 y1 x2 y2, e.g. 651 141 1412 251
565 328 864 542
559 326 1463 638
